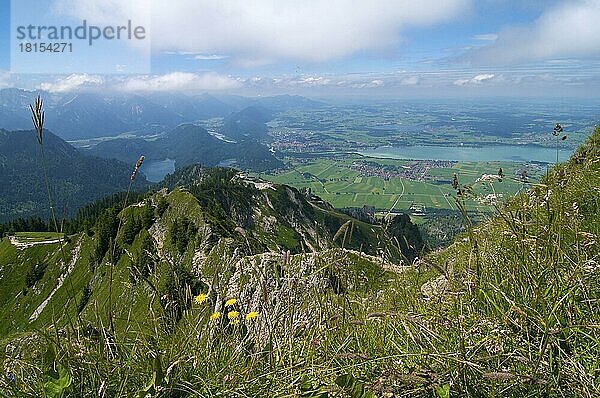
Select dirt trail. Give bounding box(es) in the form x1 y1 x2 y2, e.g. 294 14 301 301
9 236 62 249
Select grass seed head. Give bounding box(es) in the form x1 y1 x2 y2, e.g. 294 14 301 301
29 95 45 145
130 155 145 181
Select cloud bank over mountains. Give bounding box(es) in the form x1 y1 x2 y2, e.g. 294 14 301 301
53 0 471 64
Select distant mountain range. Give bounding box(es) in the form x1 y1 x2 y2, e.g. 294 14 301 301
0 89 326 140
0 90 318 222
221 106 273 141
0 128 149 223
86 123 283 172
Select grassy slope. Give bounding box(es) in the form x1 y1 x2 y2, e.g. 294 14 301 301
1 128 599 397
0 184 405 341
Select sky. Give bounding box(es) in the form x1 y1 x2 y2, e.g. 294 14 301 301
1 0 600 98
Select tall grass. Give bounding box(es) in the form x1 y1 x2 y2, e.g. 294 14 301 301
29 96 82 331
107 155 145 334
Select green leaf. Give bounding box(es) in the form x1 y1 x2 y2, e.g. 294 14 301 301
350 383 364 398
56 366 72 390
335 374 356 389
300 376 313 392
336 374 374 398
299 376 329 397
436 384 450 398
43 364 71 398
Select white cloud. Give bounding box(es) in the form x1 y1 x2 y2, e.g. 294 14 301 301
192 54 229 60
38 74 103 92
53 0 470 64
24 68 600 96
472 73 495 82
285 75 389 89
453 73 495 86
472 33 498 41
453 78 470 86
120 72 241 91
164 51 230 60
400 76 420 85
37 72 241 92
471 0 600 65
290 76 332 87
352 79 385 88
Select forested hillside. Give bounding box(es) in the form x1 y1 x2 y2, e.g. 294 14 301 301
0 128 148 223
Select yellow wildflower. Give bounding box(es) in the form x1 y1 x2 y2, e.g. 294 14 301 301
228 311 239 319
245 311 259 321
210 312 221 321
232 319 240 326
194 293 207 304
225 298 237 307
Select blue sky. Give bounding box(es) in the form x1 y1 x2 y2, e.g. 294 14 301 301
0 0 9 70
1 0 600 98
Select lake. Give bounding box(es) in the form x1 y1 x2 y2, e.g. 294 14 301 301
140 159 176 182
359 144 573 163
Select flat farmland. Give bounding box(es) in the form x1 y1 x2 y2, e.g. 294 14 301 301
261 156 540 213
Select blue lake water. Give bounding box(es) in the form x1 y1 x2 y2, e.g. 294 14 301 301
359 144 573 163
141 159 176 182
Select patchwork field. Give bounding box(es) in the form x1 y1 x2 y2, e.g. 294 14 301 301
260 155 541 213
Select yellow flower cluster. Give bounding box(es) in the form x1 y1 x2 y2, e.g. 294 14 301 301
203 297 259 325
245 311 259 321
228 310 259 326
225 298 237 307
194 293 208 304
228 311 239 319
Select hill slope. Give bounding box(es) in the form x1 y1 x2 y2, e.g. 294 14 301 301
0 129 148 223
87 124 283 172
0 165 423 335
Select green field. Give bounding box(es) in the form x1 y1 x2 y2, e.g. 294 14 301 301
260 155 538 213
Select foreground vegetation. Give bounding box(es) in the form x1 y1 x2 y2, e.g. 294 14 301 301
0 116 599 396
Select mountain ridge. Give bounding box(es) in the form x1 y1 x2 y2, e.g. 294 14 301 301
86 123 283 171
0 89 326 140
0 128 149 223
0 164 425 336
